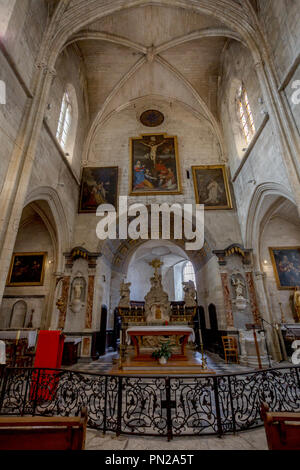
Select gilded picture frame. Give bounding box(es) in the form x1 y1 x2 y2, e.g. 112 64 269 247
129 133 182 196
79 166 119 213
269 246 300 290
7 252 47 287
192 165 233 210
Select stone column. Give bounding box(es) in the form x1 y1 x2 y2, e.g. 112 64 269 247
254 270 282 361
0 63 56 302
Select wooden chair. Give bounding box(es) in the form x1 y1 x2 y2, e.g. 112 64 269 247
222 336 239 363
0 408 87 450
261 402 300 450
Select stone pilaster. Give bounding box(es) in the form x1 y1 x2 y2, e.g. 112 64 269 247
220 272 234 328
85 275 95 329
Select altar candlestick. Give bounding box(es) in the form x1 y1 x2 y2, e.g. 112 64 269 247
199 327 203 345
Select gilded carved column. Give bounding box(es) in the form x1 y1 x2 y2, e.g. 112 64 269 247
57 276 70 329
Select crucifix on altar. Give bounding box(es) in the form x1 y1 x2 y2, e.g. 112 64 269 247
149 258 163 276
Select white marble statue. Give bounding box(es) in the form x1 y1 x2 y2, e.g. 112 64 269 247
119 281 131 308
231 274 248 310
70 277 85 313
183 280 197 307
144 259 171 322
232 275 245 299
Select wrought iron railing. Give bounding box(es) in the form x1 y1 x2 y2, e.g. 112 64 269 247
0 365 299 440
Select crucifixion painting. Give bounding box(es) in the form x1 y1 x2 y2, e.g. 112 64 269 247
130 133 182 196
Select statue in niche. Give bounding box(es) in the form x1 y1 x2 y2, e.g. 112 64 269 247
144 259 171 323
119 281 131 308
183 280 197 307
231 274 248 310
70 276 86 313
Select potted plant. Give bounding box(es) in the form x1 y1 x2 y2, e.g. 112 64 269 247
152 340 172 365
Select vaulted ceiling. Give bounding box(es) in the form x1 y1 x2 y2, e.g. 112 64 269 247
65 5 240 127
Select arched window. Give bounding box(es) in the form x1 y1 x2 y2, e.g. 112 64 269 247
183 261 196 285
237 85 255 145
56 91 72 150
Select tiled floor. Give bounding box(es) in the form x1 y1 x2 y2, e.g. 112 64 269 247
65 350 290 375
85 427 269 450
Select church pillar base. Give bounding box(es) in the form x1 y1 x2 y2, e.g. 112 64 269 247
77 356 92 364
239 354 271 368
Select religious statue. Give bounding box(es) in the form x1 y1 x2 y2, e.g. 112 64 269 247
231 274 248 310
119 281 131 308
293 287 300 322
70 277 85 313
182 280 197 307
144 259 171 322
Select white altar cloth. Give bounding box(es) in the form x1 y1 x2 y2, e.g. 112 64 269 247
65 337 82 345
0 341 6 364
126 326 195 345
0 330 38 348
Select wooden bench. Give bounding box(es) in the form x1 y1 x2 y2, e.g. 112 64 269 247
261 402 300 450
0 408 87 450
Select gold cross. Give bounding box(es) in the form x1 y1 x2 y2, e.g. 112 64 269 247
149 258 163 275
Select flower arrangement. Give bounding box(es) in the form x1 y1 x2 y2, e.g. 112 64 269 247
152 340 172 363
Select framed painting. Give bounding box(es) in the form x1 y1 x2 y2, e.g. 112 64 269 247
129 133 182 196
192 165 233 210
79 167 119 213
269 247 300 290
7 252 47 286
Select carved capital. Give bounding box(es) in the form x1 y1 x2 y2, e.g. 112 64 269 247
254 271 266 280
254 60 264 70
36 61 56 77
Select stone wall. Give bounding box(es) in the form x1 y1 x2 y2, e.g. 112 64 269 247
0 208 54 329
219 39 292 243
260 211 300 323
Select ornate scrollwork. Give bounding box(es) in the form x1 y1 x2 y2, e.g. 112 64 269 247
0 366 299 438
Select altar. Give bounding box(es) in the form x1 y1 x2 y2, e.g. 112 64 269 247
113 259 214 374
126 326 195 361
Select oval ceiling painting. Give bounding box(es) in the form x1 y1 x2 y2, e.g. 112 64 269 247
140 109 164 127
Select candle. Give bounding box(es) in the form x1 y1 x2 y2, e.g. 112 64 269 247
199 328 203 345
120 329 123 346
16 330 20 344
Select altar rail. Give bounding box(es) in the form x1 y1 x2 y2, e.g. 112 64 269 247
0 365 299 440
